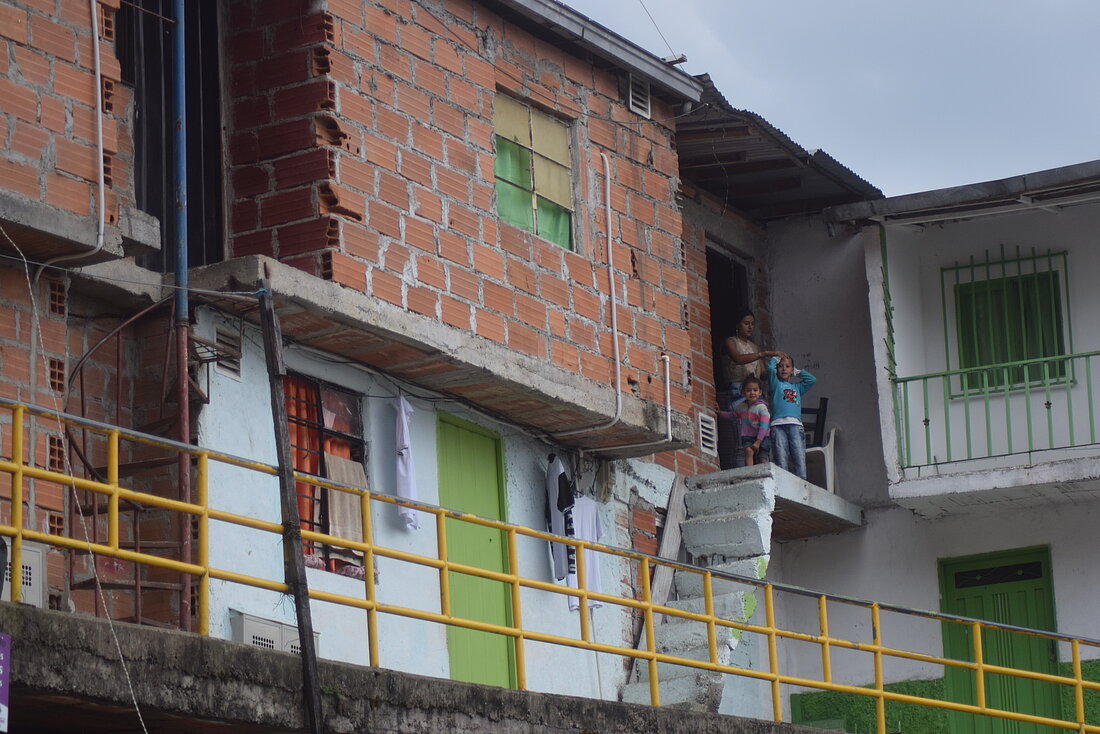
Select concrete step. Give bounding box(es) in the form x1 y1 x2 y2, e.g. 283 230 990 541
620 670 724 711
663 591 745 619
684 478 773 518
634 644 732 683
681 512 770 559
672 559 764 598
654 615 739 654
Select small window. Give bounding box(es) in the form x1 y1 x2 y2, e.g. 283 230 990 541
493 95 573 250
954 269 1067 391
284 375 366 567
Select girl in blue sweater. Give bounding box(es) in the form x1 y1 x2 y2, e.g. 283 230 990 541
765 355 816 479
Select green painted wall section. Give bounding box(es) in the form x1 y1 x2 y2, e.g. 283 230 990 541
1057 659 1100 727
790 660 1100 733
791 678 948 733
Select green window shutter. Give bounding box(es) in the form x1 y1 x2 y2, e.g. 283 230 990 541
955 271 1065 390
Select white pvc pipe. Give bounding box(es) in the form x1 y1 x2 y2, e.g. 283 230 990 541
555 152 623 437
596 353 674 453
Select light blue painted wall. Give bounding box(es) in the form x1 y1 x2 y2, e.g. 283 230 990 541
192 307 676 701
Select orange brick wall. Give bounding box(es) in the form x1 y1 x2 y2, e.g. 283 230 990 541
222 0 697 432
0 0 127 226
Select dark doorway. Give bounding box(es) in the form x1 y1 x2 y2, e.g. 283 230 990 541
118 0 225 271
706 245 750 468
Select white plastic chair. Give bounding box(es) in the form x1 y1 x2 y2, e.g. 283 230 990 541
805 426 838 494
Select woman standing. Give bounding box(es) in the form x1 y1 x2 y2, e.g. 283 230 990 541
723 310 784 410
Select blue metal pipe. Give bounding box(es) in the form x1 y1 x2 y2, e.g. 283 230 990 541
171 0 193 631
172 0 187 310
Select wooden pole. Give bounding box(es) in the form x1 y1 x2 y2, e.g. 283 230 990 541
258 273 324 734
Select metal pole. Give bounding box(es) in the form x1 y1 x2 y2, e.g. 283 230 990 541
171 0 192 632
258 275 325 734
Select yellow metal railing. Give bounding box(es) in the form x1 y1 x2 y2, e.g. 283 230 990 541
2 397 1100 733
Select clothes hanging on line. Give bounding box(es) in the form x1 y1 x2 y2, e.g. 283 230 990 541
566 494 603 611
545 454 575 581
395 395 419 530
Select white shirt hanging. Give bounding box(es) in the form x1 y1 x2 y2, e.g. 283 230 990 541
395 395 419 530
567 494 603 611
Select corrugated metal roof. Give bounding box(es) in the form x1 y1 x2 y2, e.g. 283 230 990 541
677 75 882 220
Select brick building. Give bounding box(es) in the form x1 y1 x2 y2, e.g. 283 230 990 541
0 0 882 726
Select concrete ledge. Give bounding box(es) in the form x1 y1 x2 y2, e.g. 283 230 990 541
0 191 160 265
3 602 832 733
690 465 862 541
188 255 693 455
893 451 1100 518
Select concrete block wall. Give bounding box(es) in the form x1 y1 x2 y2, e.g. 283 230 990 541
0 0 128 227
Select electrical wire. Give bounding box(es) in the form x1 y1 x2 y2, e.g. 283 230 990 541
636 0 678 60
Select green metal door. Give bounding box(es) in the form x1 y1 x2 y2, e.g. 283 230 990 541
436 415 515 688
940 547 1061 734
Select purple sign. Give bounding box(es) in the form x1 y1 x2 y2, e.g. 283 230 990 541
0 632 9 732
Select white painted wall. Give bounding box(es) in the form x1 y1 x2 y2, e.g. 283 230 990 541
191 307 677 702
879 201 1100 473
765 217 890 505
769 499 1100 704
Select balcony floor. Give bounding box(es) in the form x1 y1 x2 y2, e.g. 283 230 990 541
892 449 1100 518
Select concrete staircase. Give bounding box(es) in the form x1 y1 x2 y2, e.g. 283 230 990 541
621 465 776 711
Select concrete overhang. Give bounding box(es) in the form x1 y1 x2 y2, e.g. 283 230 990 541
824 159 1100 227
891 451 1100 519
485 0 703 103
182 256 692 456
691 464 863 542
0 191 160 266
771 471 863 541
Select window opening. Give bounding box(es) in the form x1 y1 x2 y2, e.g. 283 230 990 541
283 375 366 571
117 0 224 271
493 95 574 250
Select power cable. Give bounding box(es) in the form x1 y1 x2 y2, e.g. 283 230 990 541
636 0 678 59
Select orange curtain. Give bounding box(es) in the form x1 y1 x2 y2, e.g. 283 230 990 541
283 376 320 553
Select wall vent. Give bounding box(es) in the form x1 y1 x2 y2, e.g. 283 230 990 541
213 328 243 379
2 541 47 609
698 413 718 457
627 75 651 119
229 609 320 655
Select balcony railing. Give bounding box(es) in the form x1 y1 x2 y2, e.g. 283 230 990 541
893 350 1100 469
3 396 1100 733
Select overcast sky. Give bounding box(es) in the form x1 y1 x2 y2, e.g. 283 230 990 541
563 0 1100 197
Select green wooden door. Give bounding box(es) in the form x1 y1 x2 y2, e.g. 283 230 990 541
940 547 1061 734
436 415 514 688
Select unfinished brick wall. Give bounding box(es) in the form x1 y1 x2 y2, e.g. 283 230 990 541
0 0 127 225
222 0 696 429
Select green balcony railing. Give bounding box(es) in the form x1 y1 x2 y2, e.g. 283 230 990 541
893 350 1100 469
